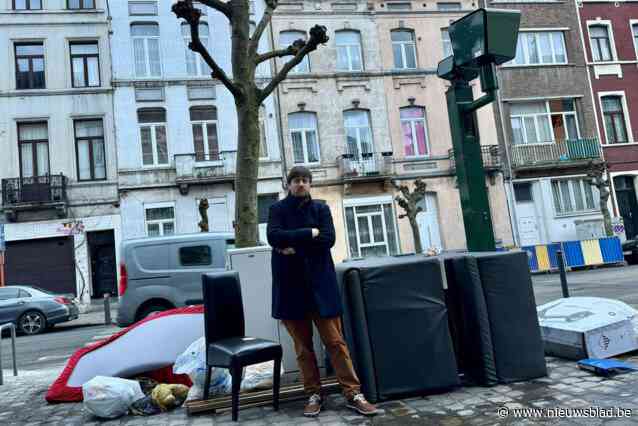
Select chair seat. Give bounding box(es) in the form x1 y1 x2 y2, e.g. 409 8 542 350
207 336 282 367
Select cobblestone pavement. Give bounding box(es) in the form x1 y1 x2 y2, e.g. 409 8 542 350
3 354 638 425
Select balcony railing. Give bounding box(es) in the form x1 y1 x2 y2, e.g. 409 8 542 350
175 151 236 182
337 152 394 180
449 145 501 173
1 174 68 207
511 138 602 168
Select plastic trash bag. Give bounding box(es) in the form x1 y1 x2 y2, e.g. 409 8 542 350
82 376 145 419
130 396 161 416
151 384 190 411
241 361 284 392
173 337 231 400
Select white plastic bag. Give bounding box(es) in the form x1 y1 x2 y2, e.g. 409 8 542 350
241 361 284 392
82 376 145 419
173 337 231 400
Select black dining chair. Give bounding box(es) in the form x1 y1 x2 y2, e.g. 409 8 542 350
202 271 283 422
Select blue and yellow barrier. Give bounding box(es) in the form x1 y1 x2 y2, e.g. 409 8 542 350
522 237 624 272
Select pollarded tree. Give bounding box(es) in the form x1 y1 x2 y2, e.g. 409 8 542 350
586 161 613 237
172 0 328 247
392 179 427 254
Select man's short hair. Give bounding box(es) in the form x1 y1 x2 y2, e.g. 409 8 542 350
287 166 313 184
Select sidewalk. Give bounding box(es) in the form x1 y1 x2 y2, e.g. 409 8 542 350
57 298 120 330
2 353 638 425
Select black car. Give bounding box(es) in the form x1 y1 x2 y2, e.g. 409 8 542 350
624 239 638 265
0 286 79 335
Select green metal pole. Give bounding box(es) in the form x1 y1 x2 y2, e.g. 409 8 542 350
446 77 496 251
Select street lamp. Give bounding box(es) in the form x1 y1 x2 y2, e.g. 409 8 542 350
437 8 520 252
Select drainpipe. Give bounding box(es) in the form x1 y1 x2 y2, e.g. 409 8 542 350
268 20 289 193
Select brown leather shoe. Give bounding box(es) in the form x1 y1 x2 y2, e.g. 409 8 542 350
303 393 323 417
347 393 380 416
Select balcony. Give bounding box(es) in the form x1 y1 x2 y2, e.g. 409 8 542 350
449 145 502 174
337 152 394 182
511 138 602 170
175 151 236 194
1 174 68 222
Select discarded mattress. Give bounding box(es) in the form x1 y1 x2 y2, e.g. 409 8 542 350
538 297 638 360
46 305 204 403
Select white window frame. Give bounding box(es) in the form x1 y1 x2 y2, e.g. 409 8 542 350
144 202 176 237
391 29 417 70
400 106 430 157
182 22 211 77
288 112 320 165
509 100 580 145
343 196 400 258
128 1 158 16
131 23 162 78
630 20 638 60
586 20 618 63
138 110 169 167
508 30 567 66
344 109 374 159
550 178 598 216
597 91 634 145
279 30 310 74
335 30 364 72
190 106 219 162
259 105 269 160
441 28 452 58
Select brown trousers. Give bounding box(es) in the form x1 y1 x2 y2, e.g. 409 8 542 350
282 312 361 399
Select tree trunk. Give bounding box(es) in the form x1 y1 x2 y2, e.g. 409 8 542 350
600 188 614 237
234 96 261 247
409 216 423 254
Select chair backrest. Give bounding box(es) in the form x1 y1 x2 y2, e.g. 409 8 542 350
202 271 245 342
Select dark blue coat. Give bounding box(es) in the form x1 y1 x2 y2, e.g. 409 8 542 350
267 194 342 320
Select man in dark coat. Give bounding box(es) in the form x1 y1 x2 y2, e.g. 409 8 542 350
267 166 379 418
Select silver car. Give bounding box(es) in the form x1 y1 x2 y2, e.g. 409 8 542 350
0 286 80 335
116 232 235 326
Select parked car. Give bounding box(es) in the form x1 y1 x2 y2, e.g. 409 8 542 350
116 232 236 326
0 285 79 335
623 239 638 265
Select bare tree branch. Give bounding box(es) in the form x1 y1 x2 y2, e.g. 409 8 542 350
258 25 329 102
256 46 296 64
250 0 277 54
172 1 242 98
196 0 232 19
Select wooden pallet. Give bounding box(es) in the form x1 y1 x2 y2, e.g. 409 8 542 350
185 378 340 415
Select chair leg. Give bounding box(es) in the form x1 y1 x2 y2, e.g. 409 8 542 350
231 365 242 422
272 357 281 412
203 366 212 400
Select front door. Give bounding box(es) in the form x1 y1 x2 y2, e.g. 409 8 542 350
514 182 541 246
614 176 638 240
88 231 117 298
416 194 442 251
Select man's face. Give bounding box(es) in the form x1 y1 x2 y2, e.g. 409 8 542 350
289 176 311 197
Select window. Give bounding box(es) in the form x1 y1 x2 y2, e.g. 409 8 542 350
129 1 157 15
633 24 638 58
391 30 417 69
336 30 363 72
511 32 567 66
441 29 452 57
514 183 533 203
179 246 212 266
70 42 100 87
187 86 216 100
551 178 597 215
0 288 20 300
75 120 106 181
131 23 161 77
14 0 41 10
437 2 461 11
386 2 412 11
602 96 629 144
345 203 399 258
67 0 95 9
289 112 320 164
182 23 211 76
135 87 164 102
190 106 219 161
18 122 49 178
258 194 279 223
15 42 45 89
344 110 373 159
280 31 310 73
145 205 175 236
259 105 268 159
401 107 429 157
138 108 168 166
589 25 613 62
509 99 579 145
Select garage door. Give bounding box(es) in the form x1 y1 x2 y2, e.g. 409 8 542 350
5 237 76 295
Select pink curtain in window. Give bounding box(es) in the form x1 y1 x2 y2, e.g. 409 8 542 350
402 121 414 156
415 120 427 156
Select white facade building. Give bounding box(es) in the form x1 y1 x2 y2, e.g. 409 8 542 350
109 0 284 243
0 0 120 305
